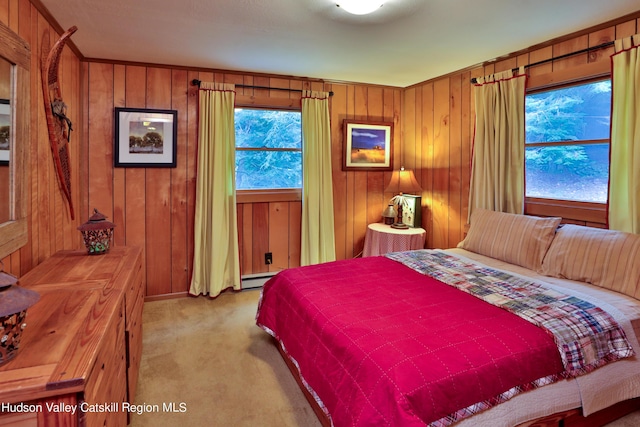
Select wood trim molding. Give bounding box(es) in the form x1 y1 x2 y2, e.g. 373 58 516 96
527 60 610 90
236 189 302 204
525 198 607 226
236 94 301 109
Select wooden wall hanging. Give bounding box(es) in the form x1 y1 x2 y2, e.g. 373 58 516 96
41 26 77 220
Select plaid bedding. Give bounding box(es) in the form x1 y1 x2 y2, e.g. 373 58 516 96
386 250 635 377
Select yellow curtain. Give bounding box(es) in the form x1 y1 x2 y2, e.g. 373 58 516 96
190 82 241 297
301 90 336 265
468 67 526 220
609 35 640 233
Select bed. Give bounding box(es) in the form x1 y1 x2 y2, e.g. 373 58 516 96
256 209 640 426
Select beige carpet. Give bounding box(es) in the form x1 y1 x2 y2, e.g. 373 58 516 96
130 289 640 427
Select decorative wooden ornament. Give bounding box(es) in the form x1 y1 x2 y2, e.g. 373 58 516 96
41 26 78 220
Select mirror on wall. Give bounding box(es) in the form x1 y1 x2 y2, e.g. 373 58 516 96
0 57 11 224
0 22 30 260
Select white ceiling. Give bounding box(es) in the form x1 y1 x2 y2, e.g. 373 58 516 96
39 0 640 87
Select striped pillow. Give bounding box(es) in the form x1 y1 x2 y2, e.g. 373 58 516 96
540 224 640 299
458 209 561 271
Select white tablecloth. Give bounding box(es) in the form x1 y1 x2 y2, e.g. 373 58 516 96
362 223 426 257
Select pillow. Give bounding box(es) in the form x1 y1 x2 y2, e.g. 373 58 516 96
457 209 561 271
540 224 640 299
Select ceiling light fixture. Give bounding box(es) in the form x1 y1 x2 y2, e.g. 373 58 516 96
337 1 385 15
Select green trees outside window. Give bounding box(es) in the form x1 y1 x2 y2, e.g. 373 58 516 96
235 108 302 190
525 80 611 202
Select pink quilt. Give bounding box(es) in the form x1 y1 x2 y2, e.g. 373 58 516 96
256 257 566 426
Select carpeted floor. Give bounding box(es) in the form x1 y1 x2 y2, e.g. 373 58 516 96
130 289 640 427
129 289 321 427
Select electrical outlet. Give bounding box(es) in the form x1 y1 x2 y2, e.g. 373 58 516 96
265 252 273 265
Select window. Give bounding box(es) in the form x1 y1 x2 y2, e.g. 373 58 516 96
525 79 611 203
234 108 302 191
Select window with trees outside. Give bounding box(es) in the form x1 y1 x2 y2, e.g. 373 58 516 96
234 108 302 191
525 79 611 203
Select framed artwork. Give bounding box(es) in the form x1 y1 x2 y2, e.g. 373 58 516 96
342 120 393 171
402 195 422 228
0 100 9 165
114 107 177 168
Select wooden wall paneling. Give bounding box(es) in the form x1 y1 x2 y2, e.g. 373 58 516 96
382 87 397 208
252 202 269 274
8 0 17 29
289 201 301 268
460 71 472 237
615 18 637 40
553 35 588 71
366 86 384 226
344 85 356 259
448 74 463 247
237 204 243 275
36 17 52 263
268 202 289 272
22 0 37 274
145 67 173 296
0 1 7 23
87 62 114 227
241 202 253 275
112 64 126 247
419 83 434 248
170 68 189 293
185 70 199 287
331 83 347 261
588 27 615 62
432 78 450 249
494 57 517 74
124 66 147 292
403 87 416 172
353 85 368 257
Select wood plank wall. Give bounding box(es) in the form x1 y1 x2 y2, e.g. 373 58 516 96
404 14 640 249
84 66 402 297
0 0 83 278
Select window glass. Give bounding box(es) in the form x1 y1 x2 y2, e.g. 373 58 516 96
525 80 611 203
234 108 302 190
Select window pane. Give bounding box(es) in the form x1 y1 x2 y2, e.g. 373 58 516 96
235 108 301 149
526 80 611 143
525 143 609 202
236 150 302 190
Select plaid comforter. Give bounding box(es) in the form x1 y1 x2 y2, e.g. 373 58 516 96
386 250 635 377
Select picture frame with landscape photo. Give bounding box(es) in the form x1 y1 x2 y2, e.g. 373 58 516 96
114 107 177 168
342 120 393 171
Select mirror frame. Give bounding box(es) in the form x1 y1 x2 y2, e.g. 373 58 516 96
0 21 30 260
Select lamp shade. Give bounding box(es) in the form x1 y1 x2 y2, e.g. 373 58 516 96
384 167 422 195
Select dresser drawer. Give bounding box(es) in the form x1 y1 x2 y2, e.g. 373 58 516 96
83 301 127 427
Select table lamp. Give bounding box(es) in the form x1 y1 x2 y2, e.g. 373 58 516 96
384 167 422 229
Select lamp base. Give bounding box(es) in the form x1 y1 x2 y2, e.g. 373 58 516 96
390 222 409 229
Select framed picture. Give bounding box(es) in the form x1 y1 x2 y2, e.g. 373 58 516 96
342 120 393 171
114 107 177 168
0 100 9 165
402 195 422 228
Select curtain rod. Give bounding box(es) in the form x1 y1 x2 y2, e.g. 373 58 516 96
191 79 333 96
470 40 615 84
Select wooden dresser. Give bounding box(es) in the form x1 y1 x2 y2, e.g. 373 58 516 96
0 246 145 426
